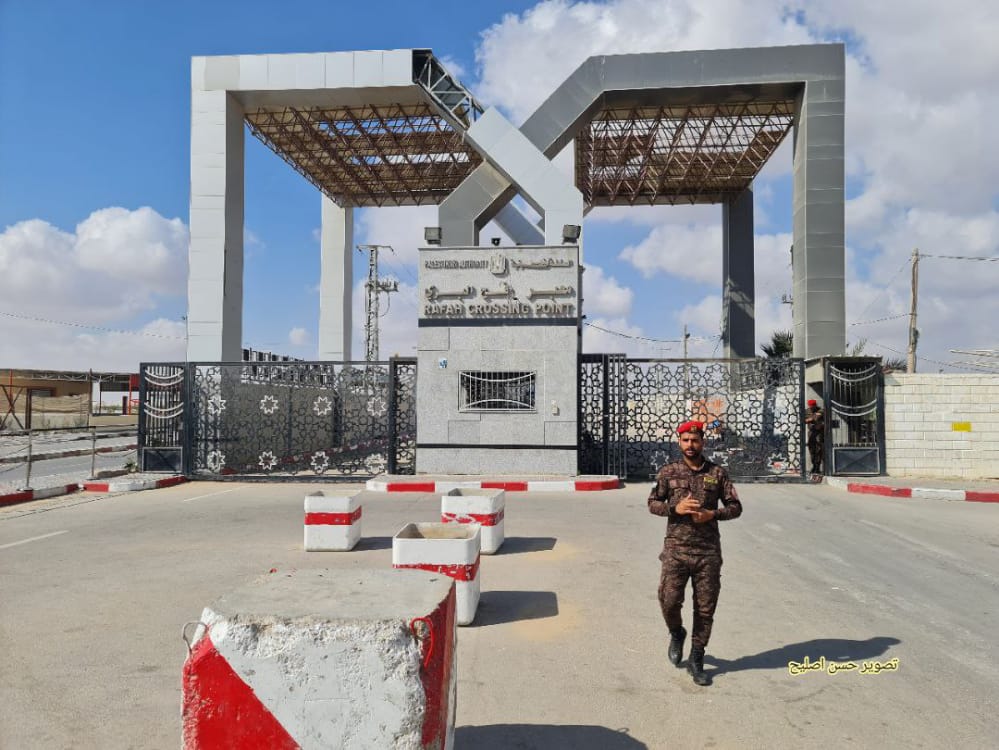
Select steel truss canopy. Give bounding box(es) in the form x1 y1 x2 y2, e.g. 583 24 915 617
243 50 484 208
575 85 799 207
239 52 799 211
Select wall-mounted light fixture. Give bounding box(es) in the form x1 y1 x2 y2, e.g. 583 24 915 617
424 226 442 245
562 224 581 244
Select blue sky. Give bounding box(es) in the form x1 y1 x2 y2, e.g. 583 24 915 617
2 0 997 372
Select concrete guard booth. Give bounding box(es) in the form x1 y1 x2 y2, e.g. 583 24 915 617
417 245 580 474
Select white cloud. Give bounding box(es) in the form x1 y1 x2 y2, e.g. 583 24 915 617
619 224 722 283
0 207 188 371
582 263 633 318
288 327 309 346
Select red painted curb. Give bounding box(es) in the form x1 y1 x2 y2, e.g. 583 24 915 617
83 482 111 492
155 476 188 489
0 490 35 507
481 481 528 491
847 483 912 498
386 482 437 492
575 478 621 491
965 491 999 503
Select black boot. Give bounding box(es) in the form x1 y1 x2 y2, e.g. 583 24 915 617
667 627 687 667
687 647 710 686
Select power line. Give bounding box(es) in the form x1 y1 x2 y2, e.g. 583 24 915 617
852 256 911 325
849 312 910 327
583 321 716 344
866 340 998 372
0 310 185 339
921 254 999 261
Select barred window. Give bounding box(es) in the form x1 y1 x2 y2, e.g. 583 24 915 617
459 371 536 411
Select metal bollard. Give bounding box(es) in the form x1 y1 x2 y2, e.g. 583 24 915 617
24 429 33 490
90 427 98 480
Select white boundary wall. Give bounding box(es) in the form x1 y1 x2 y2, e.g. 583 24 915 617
884 374 999 479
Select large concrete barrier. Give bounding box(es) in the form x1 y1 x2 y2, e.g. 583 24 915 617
182 569 457 749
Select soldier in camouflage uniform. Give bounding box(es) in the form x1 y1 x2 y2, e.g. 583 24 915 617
648 419 742 686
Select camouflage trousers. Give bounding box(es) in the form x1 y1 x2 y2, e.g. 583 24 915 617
808 438 824 474
658 548 723 651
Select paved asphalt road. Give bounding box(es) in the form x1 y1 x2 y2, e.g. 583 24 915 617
0 452 135 493
1 481 997 749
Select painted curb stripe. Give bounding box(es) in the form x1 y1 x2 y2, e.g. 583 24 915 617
156 476 188 489
575 478 621 490
395 556 481 582
847 483 912 498
0 490 35 506
965 490 999 503
305 507 363 525
386 482 437 492
441 509 504 527
182 634 298 750
481 481 528 491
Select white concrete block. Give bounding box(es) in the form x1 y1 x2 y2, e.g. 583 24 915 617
441 488 505 554
382 49 413 86
911 488 966 501
304 491 362 551
353 50 383 87
267 54 298 89
238 54 269 89
324 52 354 87
393 523 481 626
204 56 240 90
293 53 325 89
182 569 457 749
191 57 207 91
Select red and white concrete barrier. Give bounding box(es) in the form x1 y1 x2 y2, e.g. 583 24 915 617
393 522 481 626
825 477 999 503
182 569 457 750
82 475 187 493
304 491 362 551
441 488 505 554
0 483 79 507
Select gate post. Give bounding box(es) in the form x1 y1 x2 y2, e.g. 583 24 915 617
183 363 194 477
601 354 610 475
387 357 399 476
137 364 148 471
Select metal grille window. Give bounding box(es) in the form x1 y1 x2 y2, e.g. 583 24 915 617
460 371 536 412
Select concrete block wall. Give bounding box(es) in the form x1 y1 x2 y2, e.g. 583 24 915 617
884 374 999 479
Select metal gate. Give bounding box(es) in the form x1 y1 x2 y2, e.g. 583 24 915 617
138 359 416 479
579 356 806 482
823 357 885 475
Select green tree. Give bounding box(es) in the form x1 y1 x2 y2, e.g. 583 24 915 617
761 329 793 358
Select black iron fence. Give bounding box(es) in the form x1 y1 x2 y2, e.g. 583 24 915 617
580 356 806 482
138 359 416 479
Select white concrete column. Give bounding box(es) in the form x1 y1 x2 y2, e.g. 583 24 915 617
319 197 353 361
187 80 244 361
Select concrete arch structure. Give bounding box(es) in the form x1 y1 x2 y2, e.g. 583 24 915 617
439 44 846 360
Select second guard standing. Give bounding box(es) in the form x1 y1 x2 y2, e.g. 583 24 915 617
648 420 743 686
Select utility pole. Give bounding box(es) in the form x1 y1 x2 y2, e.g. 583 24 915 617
683 324 691 402
357 244 399 362
907 247 919 373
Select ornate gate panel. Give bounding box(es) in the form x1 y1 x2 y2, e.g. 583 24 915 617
823 357 885 476
579 357 805 482
139 358 416 479
138 363 187 473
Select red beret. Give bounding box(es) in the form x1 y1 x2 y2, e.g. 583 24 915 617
807 399 817 407
676 420 705 436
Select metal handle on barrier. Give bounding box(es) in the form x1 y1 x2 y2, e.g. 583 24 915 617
182 621 209 656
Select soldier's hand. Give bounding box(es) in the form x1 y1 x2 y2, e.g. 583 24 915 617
690 509 715 524
676 494 701 515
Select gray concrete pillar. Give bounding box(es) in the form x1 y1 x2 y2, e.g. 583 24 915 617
319 197 353 361
722 187 755 359
792 76 846 359
187 87 244 361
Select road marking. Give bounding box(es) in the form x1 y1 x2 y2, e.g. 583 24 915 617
0 530 69 550
183 488 239 503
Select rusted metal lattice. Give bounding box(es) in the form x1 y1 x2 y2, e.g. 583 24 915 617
575 100 795 207
245 104 483 207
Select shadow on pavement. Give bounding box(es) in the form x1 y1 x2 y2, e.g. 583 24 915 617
473 590 558 626
497 536 557 554
705 636 902 676
353 536 393 551
455 724 647 749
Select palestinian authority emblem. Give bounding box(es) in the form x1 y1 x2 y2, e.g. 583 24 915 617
489 254 507 275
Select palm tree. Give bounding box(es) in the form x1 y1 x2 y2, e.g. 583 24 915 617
882 357 907 373
761 329 793 358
